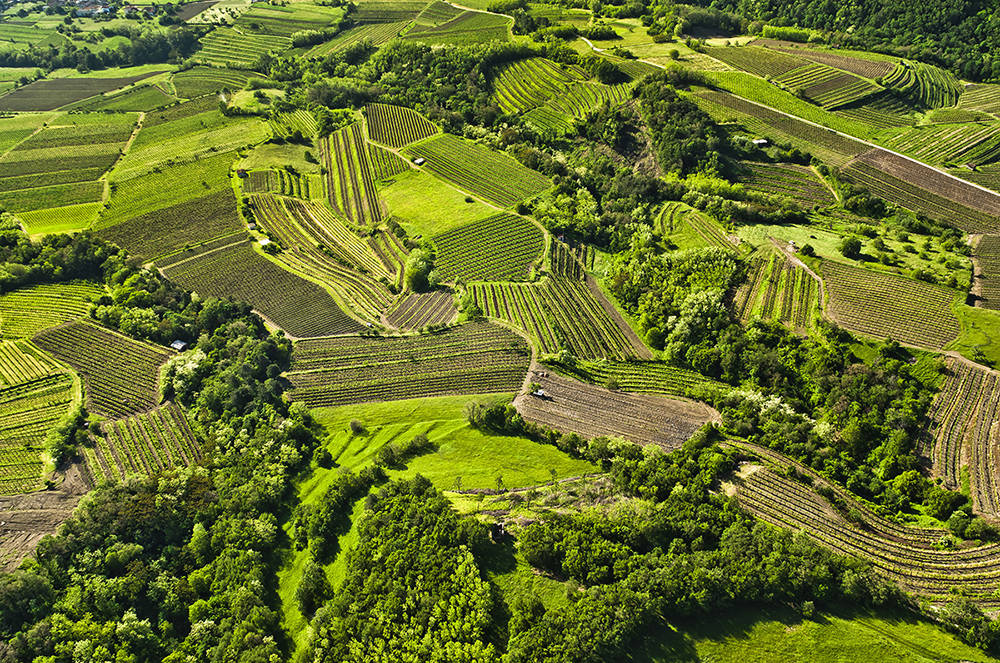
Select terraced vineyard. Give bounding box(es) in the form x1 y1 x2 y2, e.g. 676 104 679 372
98 189 243 262
960 84 1000 114
0 73 160 111
492 57 585 114
68 85 177 113
469 281 559 354
881 122 1000 166
514 371 718 449
880 62 962 108
433 213 544 282
556 359 730 400
384 291 457 330
927 359 1000 518
233 3 340 37
774 63 881 109
0 113 136 215
0 282 104 339
354 2 425 23
820 260 961 349
171 67 251 98
368 144 411 180
404 134 550 207
248 194 394 321
87 404 204 483
0 340 62 385
754 41 894 79
269 110 318 141
526 81 632 133
734 454 1000 606
33 321 170 419
836 101 915 130
975 234 1000 310
365 103 437 148
0 371 76 494
195 27 289 67
241 170 312 198
549 239 586 280
287 321 530 407
705 46 807 78
322 123 383 225
469 277 645 360
413 0 463 27
738 162 835 206
306 22 410 57
404 11 510 44
656 202 735 250
695 91 867 165
162 241 363 338
844 149 1000 233
732 255 818 330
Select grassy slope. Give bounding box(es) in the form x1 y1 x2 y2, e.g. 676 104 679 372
278 393 595 655
379 168 495 237
636 606 1000 663
949 304 1000 366
736 219 972 289
238 142 321 174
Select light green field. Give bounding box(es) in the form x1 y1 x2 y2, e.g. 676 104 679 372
113 114 265 180
188 0 251 23
17 202 101 235
308 393 594 491
379 168 495 237
46 64 174 79
279 393 594 655
228 88 284 114
949 304 1000 366
238 142 320 174
636 607 1000 663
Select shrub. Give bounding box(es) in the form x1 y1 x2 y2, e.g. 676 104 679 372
839 236 862 260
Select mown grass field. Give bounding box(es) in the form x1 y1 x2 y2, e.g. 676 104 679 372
635 607 1000 663
379 169 494 236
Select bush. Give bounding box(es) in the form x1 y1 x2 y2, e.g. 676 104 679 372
315 447 333 469
44 404 88 465
297 556 332 616
839 236 863 260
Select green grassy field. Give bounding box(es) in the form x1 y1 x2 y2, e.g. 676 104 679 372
950 304 1000 366
309 394 595 489
278 393 594 653
635 606 1000 663
379 168 495 236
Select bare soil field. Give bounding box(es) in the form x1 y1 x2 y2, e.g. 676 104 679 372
0 462 88 571
513 370 718 448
